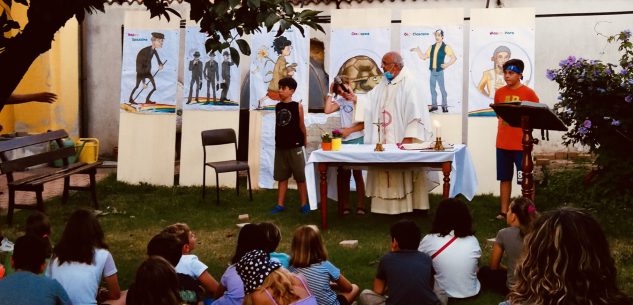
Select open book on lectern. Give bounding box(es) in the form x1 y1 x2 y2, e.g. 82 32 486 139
490 101 567 131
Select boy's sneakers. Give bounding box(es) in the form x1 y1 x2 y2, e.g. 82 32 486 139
271 204 309 214
271 205 287 214
300 204 310 215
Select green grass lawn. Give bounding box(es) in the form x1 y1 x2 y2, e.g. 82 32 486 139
1 172 631 304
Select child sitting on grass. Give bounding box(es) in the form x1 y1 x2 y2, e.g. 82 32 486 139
289 225 359 305
418 198 481 304
0 235 71 305
237 249 317 305
26 211 52 258
260 222 290 268
162 223 221 299
478 197 538 295
502 208 631 305
46 209 121 305
212 223 262 305
143 232 204 305
359 220 440 305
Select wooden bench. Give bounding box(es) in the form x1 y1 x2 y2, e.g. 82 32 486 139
0 129 102 224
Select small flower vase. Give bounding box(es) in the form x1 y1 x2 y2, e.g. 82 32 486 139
331 138 342 151
321 142 332 151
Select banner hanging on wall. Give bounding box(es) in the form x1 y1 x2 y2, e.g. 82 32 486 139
183 27 240 111
468 26 535 116
328 27 390 95
401 25 464 114
249 25 310 111
120 29 179 114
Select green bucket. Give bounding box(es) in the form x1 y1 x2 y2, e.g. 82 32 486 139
50 138 85 168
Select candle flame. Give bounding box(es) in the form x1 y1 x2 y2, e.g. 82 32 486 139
433 120 441 128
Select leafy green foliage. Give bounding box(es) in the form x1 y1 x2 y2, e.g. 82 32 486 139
547 30 633 196
0 0 324 110
180 0 324 61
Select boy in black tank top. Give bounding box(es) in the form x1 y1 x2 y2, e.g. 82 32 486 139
271 77 310 214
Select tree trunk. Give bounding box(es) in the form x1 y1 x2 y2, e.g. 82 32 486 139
0 0 75 112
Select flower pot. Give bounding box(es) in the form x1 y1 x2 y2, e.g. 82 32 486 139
332 138 342 151
321 142 332 151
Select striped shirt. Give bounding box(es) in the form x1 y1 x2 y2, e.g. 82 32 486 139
289 261 341 305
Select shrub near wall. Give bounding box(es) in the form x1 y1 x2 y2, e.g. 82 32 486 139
547 30 633 203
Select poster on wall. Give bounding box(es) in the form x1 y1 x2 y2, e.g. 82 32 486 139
182 27 240 111
250 25 310 110
468 27 535 116
120 29 179 114
401 26 464 114
329 28 390 95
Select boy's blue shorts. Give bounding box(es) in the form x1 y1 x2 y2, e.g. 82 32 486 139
496 148 523 184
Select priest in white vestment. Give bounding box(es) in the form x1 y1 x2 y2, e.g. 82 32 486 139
357 52 434 214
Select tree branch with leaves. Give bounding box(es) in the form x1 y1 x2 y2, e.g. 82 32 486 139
0 0 324 111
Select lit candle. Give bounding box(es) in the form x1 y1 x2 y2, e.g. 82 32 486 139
433 120 441 138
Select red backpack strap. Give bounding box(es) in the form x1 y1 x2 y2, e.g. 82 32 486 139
431 236 458 259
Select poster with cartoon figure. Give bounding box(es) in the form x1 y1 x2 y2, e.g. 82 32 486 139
183 27 240 111
401 26 464 114
120 29 179 114
329 28 390 95
468 27 535 116
250 25 310 110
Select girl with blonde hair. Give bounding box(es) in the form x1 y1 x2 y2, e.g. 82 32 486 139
503 208 631 305
289 225 359 305
237 249 317 305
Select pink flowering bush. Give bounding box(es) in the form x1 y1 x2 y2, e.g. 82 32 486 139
547 30 633 197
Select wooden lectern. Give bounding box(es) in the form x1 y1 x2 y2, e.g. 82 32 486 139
490 102 567 200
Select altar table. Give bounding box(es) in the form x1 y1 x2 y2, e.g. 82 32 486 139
305 144 477 230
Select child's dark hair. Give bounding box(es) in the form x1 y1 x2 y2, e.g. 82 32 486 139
503 59 524 73
390 219 421 250
53 209 108 265
13 235 48 273
272 36 292 55
232 223 265 264
278 77 297 90
26 211 52 257
129 256 181 305
147 232 184 266
430 198 475 238
332 75 351 96
26 211 51 237
509 197 538 237
260 222 282 253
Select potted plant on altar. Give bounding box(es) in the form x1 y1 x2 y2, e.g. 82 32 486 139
321 132 332 151
331 129 343 151
546 29 633 201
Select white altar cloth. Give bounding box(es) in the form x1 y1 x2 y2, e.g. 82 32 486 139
305 144 478 209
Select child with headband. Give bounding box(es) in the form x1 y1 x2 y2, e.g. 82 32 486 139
494 59 539 221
